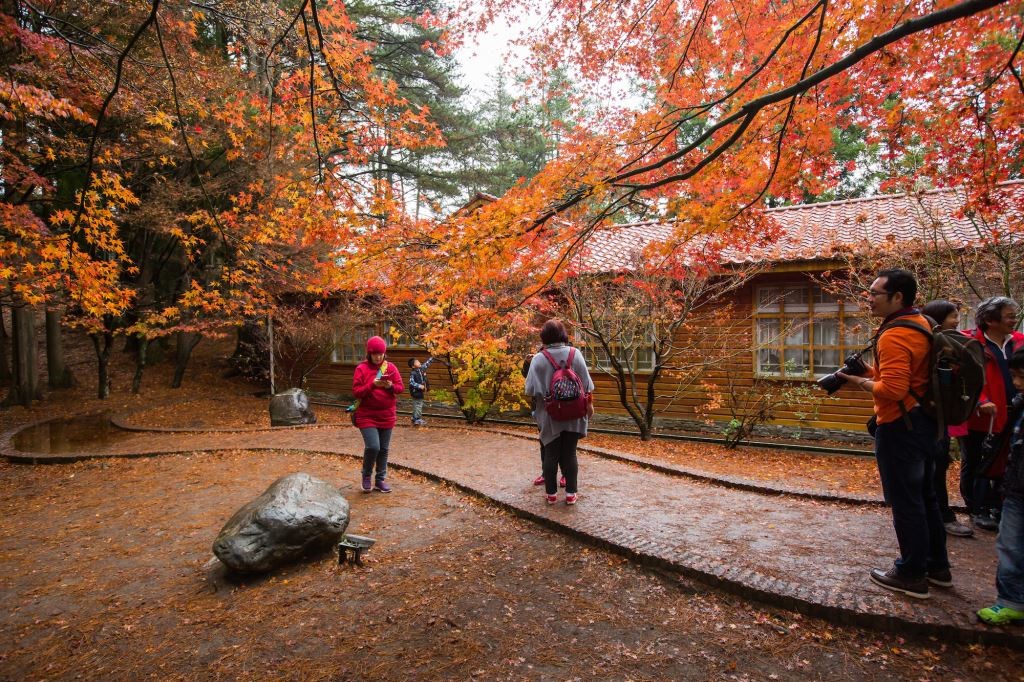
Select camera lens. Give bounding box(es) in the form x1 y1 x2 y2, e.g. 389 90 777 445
816 372 846 395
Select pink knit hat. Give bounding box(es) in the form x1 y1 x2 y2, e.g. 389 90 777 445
366 336 387 354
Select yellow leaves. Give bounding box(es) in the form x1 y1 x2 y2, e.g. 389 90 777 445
169 227 204 252
145 110 175 130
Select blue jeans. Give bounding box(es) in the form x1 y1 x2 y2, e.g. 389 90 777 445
874 408 949 579
412 398 424 422
996 495 1024 610
360 427 393 482
543 432 580 495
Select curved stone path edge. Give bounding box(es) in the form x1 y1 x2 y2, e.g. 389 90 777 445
106 415 958 511
0 415 1017 648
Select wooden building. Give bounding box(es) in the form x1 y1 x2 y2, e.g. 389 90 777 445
303 181 1023 437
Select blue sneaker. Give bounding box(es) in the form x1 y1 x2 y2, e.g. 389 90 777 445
375 480 392 493
361 476 372 492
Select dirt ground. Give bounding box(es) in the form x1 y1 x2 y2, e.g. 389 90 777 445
0 332 1019 680
2 450 1019 681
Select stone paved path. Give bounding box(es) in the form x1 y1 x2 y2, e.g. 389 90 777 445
3 419 1021 648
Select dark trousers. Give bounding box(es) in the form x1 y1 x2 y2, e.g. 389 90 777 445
543 432 580 495
359 427 393 482
875 409 949 579
933 437 956 523
960 430 1000 516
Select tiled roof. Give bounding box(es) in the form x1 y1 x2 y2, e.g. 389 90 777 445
577 181 1024 272
575 221 675 272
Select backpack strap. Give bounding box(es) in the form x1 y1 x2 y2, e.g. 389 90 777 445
881 318 932 341
879 319 938 435
541 347 574 369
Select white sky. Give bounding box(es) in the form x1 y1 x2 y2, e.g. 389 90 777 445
452 11 540 102
451 8 649 114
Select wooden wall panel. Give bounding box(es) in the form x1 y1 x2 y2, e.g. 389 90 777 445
299 271 876 433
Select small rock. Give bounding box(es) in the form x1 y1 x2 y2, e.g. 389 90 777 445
269 388 316 427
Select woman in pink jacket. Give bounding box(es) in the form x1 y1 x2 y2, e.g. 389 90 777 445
352 336 404 493
922 300 974 537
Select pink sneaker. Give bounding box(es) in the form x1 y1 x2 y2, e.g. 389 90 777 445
533 474 546 486
565 493 578 505
546 494 558 505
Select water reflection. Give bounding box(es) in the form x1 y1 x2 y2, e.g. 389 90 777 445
12 413 135 454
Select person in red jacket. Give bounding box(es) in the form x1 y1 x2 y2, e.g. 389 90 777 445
959 297 1024 530
352 336 404 493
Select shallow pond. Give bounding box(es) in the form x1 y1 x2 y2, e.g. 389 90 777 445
11 413 136 454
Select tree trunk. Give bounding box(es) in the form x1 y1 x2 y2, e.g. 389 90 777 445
45 308 76 389
0 304 11 387
91 331 113 399
267 313 275 395
3 304 40 406
640 371 658 441
132 336 148 394
226 319 267 379
171 331 201 388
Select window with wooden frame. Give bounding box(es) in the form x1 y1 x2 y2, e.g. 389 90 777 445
577 332 655 373
332 324 379 364
385 323 422 350
754 285 869 379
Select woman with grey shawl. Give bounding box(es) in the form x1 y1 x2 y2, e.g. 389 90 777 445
525 319 595 505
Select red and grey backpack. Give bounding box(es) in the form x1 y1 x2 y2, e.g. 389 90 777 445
540 347 589 421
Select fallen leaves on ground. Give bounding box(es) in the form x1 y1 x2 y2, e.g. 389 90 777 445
0 450 1016 680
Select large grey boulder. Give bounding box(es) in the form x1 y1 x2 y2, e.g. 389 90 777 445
213 472 350 573
269 388 316 426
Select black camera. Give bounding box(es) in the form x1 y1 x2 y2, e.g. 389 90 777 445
816 351 869 395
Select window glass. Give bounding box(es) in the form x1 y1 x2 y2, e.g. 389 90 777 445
387 324 419 349
784 317 809 345
578 332 653 373
814 349 840 375
757 318 780 345
757 347 781 375
339 325 377 364
330 328 341 363
758 287 781 312
813 318 840 346
754 283 863 379
813 288 838 304
784 348 810 375
843 317 869 346
783 287 809 312
636 347 654 372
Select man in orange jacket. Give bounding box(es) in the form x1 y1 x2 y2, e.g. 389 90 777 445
837 268 950 599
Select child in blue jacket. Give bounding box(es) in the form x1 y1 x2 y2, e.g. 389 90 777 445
407 357 434 425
